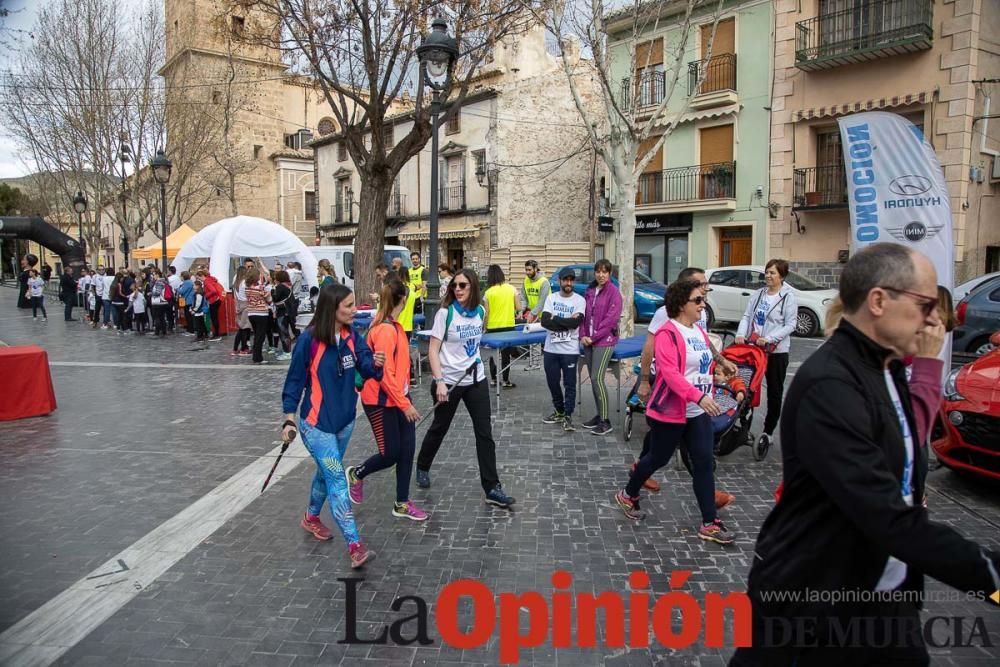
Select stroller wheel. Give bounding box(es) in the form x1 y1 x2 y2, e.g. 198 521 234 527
623 410 633 442
753 434 772 461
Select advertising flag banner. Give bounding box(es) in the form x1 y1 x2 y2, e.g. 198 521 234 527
837 111 954 289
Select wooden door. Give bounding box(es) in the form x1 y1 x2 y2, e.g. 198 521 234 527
701 18 735 92
636 136 664 205
719 227 752 266
699 124 734 198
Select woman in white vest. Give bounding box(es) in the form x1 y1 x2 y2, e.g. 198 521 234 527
735 259 799 455
414 268 516 509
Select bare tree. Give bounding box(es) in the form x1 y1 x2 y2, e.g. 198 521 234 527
230 0 534 300
528 0 725 335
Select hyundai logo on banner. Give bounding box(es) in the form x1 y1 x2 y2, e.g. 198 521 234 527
838 112 954 290
888 175 932 196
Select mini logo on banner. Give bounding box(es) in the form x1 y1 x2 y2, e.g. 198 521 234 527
889 175 932 196
887 221 945 243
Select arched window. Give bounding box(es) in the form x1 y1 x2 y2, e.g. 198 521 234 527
317 117 337 136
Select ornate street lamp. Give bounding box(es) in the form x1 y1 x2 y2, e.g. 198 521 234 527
416 16 458 325
72 190 88 256
150 149 173 270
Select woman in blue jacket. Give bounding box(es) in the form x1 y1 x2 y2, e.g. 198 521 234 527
281 283 384 569
580 259 623 436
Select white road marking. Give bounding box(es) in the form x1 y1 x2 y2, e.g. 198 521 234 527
0 438 309 667
49 361 285 370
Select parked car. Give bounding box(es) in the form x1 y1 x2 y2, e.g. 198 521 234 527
547 263 667 321
953 271 1000 302
704 265 837 337
309 244 411 290
932 332 1000 482
953 275 1000 357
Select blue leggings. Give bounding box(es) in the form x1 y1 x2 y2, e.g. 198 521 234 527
299 419 360 545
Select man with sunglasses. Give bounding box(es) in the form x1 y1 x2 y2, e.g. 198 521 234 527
731 244 1000 666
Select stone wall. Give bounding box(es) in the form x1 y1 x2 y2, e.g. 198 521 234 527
788 261 843 289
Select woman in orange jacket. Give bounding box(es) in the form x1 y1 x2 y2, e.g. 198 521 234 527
346 279 428 521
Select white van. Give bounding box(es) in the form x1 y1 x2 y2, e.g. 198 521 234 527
309 244 412 290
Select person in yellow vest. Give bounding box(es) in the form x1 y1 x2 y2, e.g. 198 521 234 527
522 260 550 323
483 264 523 388
408 252 428 314
397 268 419 339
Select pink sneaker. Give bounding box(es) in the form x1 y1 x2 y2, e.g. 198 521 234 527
300 513 332 541
345 466 363 504
349 542 375 568
392 501 429 522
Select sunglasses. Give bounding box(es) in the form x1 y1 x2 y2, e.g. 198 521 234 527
453 281 471 290
688 296 706 305
879 286 939 317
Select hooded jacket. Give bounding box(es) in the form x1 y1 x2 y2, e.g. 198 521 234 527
645 320 714 423
282 326 382 435
734 319 1000 664
580 280 622 347
736 283 798 354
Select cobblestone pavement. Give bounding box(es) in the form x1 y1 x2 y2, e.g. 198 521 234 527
1 284 998 666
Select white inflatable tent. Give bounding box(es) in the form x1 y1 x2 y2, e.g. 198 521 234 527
172 216 318 292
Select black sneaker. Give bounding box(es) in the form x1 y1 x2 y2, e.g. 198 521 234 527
582 416 600 429
416 468 431 488
485 485 515 508
563 415 576 431
542 411 565 424
698 519 736 545
591 420 613 436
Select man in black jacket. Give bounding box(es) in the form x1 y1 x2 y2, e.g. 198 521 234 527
59 267 77 321
730 243 1000 666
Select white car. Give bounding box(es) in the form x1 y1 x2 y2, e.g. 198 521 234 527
705 265 838 337
953 271 1000 302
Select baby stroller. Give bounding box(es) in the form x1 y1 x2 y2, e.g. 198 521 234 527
623 335 769 471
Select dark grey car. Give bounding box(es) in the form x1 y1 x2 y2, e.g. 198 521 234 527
953 275 1000 357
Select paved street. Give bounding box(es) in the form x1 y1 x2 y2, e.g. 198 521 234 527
1 284 998 667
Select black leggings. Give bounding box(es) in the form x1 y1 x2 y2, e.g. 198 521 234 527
249 314 269 362
627 413 716 524
488 326 515 382
763 352 789 436
357 404 416 503
209 300 222 337
416 378 500 493
233 327 251 352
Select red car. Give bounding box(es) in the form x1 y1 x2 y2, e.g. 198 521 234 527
932 332 1000 481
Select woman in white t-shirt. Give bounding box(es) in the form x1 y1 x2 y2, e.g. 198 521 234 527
614 279 736 545
413 268 516 509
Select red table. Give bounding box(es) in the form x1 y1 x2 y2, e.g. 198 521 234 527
0 345 57 421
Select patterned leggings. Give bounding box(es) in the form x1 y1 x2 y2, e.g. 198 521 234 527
299 419 359 546
583 344 614 420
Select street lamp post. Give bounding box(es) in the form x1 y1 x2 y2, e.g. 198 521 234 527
120 140 131 269
150 149 173 270
72 190 88 254
416 17 458 327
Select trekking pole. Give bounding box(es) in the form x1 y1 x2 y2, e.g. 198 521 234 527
414 361 479 428
261 426 296 493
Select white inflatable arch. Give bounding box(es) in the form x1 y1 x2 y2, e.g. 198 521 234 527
172 216 319 292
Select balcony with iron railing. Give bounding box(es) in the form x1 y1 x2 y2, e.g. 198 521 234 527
687 53 738 108
792 165 848 210
620 70 666 112
388 192 406 218
439 185 466 212
635 161 737 213
795 0 933 71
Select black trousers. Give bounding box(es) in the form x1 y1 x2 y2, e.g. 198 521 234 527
488 326 515 382
209 300 222 337
249 314 269 362
165 300 175 330
359 404 416 503
151 305 167 335
183 305 194 333
63 296 74 321
416 378 500 493
763 352 790 436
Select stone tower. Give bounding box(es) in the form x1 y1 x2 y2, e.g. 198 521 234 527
160 0 293 231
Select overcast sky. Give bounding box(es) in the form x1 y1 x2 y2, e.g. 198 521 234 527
0 0 36 178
